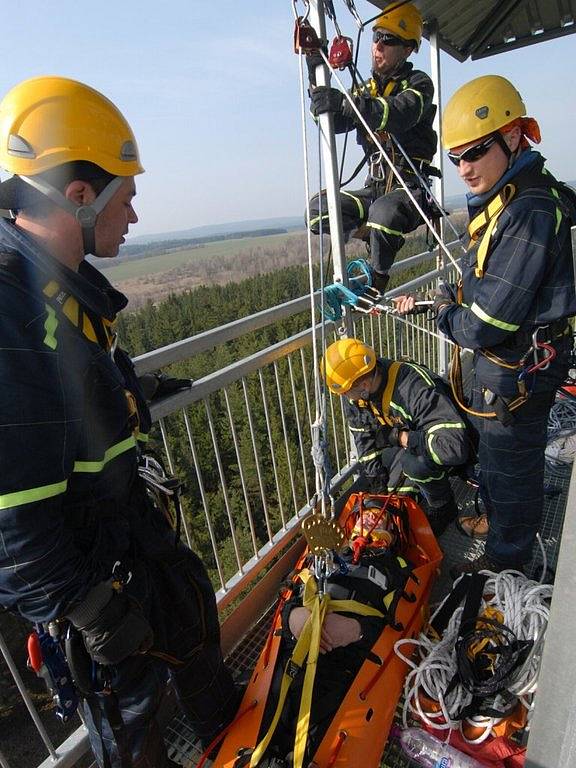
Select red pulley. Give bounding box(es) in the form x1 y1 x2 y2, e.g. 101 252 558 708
329 36 353 69
294 17 323 54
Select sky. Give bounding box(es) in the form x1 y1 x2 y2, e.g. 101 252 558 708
0 0 575 238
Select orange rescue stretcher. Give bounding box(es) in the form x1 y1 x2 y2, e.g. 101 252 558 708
212 492 443 768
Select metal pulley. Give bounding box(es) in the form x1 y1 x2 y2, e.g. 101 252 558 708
294 17 323 54
329 36 353 69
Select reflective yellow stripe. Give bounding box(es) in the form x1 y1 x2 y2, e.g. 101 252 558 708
349 425 370 432
470 302 520 332
426 422 466 465
359 451 380 463
0 480 68 510
309 213 329 229
389 485 418 494
402 88 424 119
366 221 403 237
341 190 365 220
43 305 58 350
390 400 411 421
137 432 149 443
550 187 562 234
404 362 434 387
376 97 389 130
73 436 137 473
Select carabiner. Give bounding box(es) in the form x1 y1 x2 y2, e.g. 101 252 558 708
292 0 310 23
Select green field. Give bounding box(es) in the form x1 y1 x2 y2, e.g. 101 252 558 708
98 231 302 282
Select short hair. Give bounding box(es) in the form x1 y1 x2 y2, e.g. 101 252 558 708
3 161 116 214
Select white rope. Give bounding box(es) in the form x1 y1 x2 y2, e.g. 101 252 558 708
297 48 331 514
318 49 462 276
545 397 576 476
394 571 553 742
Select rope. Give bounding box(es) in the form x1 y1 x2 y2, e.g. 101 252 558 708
545 396 576 477
394 571 552 743
297 43 332 515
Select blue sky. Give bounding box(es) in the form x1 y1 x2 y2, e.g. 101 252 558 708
0 0 574 237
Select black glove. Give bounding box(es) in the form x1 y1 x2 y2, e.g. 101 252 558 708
305 46 328 87
430 282 457 315
371 270 390 294
138 372 192 403
310 86 344 117
78 591 154 666
340 94 385 131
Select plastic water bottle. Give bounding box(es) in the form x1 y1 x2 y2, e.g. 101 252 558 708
397 727 485 767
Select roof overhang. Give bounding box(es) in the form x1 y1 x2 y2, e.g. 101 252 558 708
366 0 576 61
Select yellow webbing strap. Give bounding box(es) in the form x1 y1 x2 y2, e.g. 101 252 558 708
249 571 384 768
378 361 402 426
467 184 516 278
43 280 116 350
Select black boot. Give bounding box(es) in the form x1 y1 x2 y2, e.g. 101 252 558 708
426 496 459 537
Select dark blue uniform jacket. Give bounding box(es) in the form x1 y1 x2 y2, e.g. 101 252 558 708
437 152 576 397
0 218 152 622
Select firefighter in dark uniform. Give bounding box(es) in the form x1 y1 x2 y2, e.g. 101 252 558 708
395 76 576 575
0 76 238 767
322 339 469 535
307 3 437 293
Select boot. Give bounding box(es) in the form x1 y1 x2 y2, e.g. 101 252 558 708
456 512 489 539
426 496 459 537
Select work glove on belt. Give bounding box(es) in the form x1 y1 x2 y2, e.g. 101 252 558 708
138 372 192 403
67 582 154 666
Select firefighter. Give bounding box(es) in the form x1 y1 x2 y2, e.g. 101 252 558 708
0 76 238 767
306 2 437 293
322 338 469 535
394 75 576 574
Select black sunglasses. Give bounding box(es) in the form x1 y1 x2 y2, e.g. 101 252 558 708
373 30 405 46
447 136 497 166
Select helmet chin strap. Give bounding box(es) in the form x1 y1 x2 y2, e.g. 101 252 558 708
492 132 520 169
20 175 124 256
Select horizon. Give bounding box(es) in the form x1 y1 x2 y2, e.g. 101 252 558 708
0 2 575 238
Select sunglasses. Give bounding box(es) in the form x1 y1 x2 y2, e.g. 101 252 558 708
447 136 497 166
373 30 405 46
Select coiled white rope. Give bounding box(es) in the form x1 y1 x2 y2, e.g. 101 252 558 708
394 571 553 743
545 397 576 477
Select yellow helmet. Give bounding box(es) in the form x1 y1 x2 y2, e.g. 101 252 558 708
442 75 526 150
373 3 423 51
321 338 376 395
0 75 144 177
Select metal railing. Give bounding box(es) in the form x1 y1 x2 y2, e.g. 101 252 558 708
0 248 459 768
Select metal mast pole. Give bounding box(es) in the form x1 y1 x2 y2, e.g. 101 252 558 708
307 0 352 335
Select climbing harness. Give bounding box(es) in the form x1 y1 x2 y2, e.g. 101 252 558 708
138 453 184 544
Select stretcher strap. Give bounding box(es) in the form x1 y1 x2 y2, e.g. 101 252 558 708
249 572 384 767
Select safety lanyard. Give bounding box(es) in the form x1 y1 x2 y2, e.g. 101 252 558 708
358 361 402 427
467 184 516 278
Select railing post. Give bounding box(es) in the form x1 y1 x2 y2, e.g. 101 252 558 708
429 19 451 377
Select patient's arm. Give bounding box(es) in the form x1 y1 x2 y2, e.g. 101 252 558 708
288 607 362 653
